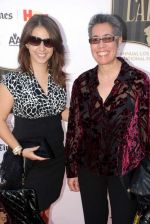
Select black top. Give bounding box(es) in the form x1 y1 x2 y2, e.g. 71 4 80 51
65 57 149 177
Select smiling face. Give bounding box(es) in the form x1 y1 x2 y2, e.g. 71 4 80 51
90 22 122 66
26 26 54 68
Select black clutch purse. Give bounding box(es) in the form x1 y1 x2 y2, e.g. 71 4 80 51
20 137 55 159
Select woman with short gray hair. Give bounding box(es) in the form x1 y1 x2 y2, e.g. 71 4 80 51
65 13 149 224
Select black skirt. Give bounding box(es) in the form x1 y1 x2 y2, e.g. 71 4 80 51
13 115 65 211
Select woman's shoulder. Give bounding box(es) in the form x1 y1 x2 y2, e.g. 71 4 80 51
74 66 98 85
2 70 29 83
1 70 29 95
129 65 150 86
1 71 18 85
121 57 149 84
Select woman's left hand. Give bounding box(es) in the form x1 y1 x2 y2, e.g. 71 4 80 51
22 146 48 161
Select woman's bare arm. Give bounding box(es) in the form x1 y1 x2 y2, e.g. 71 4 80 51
0 83 46 160
0 83 20 149
61 107 69 122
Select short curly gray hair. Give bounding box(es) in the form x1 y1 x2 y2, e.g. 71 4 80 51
88 14 123 38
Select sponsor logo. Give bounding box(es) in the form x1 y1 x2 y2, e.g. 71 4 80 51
0 12 13 19
23 9 33 21
112 0 150 47
23 9 48 21
9 33 20 46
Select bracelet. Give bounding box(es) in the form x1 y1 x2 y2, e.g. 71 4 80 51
12 145 23 156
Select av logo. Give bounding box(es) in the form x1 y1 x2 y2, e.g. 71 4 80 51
9 33 20 46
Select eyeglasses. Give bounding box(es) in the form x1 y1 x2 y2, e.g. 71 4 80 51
27 36 54 48
89 35 119 44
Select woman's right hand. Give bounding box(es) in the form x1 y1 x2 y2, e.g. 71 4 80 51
67 177 80 192
22 146 48 161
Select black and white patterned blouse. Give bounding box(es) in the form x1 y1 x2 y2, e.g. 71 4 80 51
1 72 67 119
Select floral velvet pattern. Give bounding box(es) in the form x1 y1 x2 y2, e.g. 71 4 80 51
65 57 150 178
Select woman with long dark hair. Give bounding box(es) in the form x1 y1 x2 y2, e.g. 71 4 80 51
0 14 68 223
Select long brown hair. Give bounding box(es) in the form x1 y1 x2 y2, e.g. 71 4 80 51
18 14 66 87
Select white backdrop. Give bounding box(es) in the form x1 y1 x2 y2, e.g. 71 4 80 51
0 1 150 224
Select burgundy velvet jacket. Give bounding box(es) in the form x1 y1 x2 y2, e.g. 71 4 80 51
65 57 150 178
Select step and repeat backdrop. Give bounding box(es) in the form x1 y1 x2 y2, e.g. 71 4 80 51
0 0 149 223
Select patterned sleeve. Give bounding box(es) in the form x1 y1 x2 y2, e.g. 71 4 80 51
0 72 18 97
139 72 150 157
140 74 150 156
65 79 83 178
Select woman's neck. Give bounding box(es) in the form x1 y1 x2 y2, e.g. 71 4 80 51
31 63 48 77
98 59 121 81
